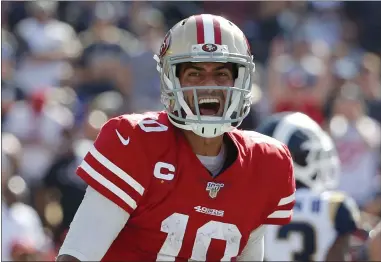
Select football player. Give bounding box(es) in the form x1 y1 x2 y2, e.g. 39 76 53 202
257 112 361 261
57 14 295 261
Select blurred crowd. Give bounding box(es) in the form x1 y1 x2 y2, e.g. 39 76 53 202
1 1 381 261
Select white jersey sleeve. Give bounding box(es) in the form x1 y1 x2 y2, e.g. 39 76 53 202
58 186 130 261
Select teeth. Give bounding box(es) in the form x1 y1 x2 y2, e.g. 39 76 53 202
198 98 219 104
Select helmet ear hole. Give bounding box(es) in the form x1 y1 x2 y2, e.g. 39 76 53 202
175 64 181 78
232 64 239 79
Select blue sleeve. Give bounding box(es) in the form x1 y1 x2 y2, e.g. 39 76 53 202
334 197 359 236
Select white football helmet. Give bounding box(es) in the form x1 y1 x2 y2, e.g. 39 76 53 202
256 112 340 192
153 14 255 138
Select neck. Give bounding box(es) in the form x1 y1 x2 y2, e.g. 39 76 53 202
183 130 223 156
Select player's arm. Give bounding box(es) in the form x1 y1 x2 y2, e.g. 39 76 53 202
75 117 149 215
57 186 130 261
237 226 266 261
263 144 296 225
325 194 360 261
58 117 151 261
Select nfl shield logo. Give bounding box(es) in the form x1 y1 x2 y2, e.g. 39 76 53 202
206 182 224 198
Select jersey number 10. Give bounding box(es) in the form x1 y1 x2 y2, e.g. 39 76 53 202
138 119 242 260
157 213 242 261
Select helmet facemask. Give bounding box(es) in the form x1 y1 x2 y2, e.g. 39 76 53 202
154 43 255 138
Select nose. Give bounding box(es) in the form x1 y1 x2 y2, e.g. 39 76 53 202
203 75 218 86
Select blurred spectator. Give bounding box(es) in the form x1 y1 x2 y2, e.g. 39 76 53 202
3 89 74 185
2 153 22 262
75 2 138 111
13 1 82 95
33 91 124 247
242 1 288 64
328 82 381 208
325 52 381 125
33 129 90 247
359 53 381 124
155 1 204 29
358 53 381 100
303 1 344 47
268 35 331 125
2 1 28 32
2 153 53 261
1 28 25 123
128 4 166 113
344 2 381 56
60 2 96 33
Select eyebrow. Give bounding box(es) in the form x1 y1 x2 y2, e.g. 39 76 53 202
183 64 230 72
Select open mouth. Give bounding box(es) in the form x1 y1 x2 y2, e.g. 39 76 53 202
198 97 221 116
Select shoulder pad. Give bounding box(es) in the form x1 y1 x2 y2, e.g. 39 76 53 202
323 191 346 223
75 112 170 215
112 112 170 138
324 191 360 235
123 111 168 128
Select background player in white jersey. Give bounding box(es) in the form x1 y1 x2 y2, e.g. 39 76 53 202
256 112 360 261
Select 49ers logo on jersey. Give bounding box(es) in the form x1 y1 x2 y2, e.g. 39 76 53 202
206 182 224 198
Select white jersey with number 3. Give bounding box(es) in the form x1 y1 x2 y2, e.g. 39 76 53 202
265 188 359 261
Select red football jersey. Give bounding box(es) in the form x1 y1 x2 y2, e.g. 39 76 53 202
76 111 295 261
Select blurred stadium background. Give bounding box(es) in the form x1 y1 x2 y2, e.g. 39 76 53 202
1 1 381 261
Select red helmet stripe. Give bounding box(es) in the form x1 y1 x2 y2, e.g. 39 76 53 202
195 15 205 44
244 34 252 55
195 15 223 45
213 17 222 45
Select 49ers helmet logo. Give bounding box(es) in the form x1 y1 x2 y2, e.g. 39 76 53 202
202 43 218 52
159 31 172 58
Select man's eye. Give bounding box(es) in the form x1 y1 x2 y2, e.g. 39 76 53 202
217 71 232 78
188 72 200 77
